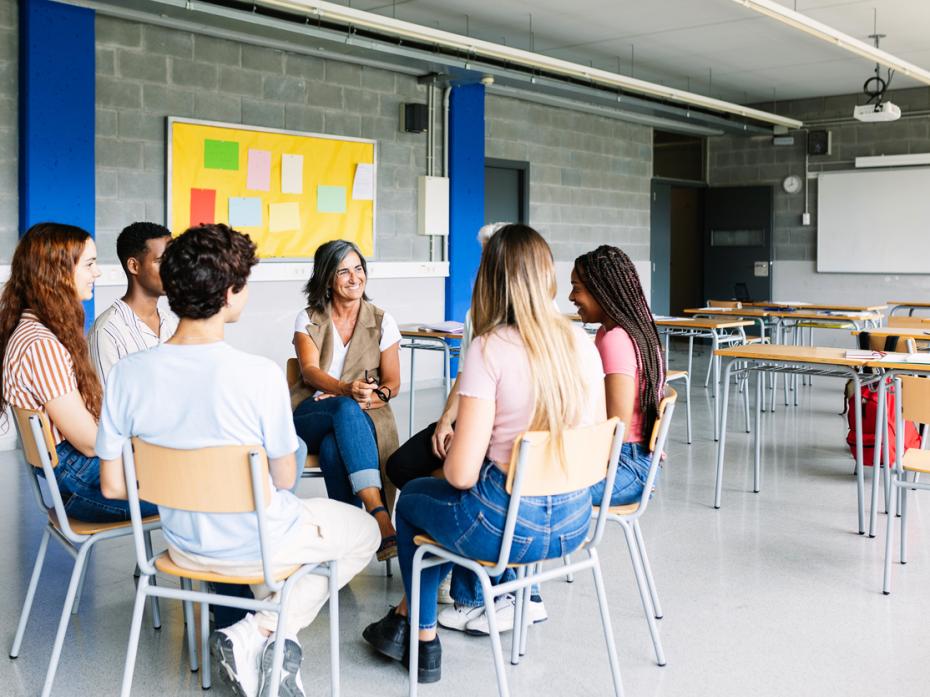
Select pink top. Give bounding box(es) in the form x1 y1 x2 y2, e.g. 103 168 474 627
458 324 604 466
594 325 647 443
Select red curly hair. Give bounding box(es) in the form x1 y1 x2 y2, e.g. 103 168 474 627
0 223 102 418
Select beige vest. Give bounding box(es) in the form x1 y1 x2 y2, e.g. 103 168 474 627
289 301 400 506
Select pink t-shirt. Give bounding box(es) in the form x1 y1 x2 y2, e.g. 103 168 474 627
458 324 604 466
594 325 647 444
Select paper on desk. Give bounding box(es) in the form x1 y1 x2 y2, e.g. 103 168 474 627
654 315 694 321
352 163 375 200
418 321 464 334
878 352 930 364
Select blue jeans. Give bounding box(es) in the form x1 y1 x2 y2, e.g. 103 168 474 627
52 441 158 522
293 396 381 505
396 461 592 629
589 442 654 507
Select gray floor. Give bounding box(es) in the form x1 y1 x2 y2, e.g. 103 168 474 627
2 344 929 697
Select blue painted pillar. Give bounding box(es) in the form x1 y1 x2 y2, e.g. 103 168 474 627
445 84 485 329
19 0 96 324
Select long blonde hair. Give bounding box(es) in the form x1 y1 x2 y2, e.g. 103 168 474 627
471 224 587 459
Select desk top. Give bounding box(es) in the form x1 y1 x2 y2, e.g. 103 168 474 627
399 327 462 340
714 343 871 366
774 310 881 322
683 307 772 318
888 300 930 309
746 301 888 312
656 317 754 330
852 327 930 341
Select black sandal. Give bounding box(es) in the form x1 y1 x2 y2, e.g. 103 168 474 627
369 505 398 561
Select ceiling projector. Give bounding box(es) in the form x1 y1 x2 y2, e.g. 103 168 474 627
853 101 901 123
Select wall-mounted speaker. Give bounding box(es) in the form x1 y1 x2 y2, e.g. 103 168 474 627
808 129 831 156
400 103 429 133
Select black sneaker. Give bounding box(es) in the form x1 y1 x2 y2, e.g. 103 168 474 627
362 607 409 662
412 635 442 684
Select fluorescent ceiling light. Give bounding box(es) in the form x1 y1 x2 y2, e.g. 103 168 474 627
855 153 930 168
732 0 930 86
255 0 801 130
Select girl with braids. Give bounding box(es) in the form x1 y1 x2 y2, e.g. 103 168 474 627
0 223 157 522
363 224 605 683
569 244 666 505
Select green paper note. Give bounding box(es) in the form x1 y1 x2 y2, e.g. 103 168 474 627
204 140 239 170
317 185 347 213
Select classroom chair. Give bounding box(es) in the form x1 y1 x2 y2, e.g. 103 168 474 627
592 387 677 667
285 358 393 576
882 375 930 595
408 419 627 697
118 439 341 697
8 407 162 697
665 371 690 443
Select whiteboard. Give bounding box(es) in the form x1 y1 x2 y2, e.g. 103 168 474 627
817 167 930 273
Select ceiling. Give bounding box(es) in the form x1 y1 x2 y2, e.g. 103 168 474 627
348 0 930 103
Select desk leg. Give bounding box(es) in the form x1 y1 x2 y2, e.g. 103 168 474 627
443 343 450 397
852 371 865 534
714 359 734 509
770 322 781 413
754 369 762 493
687 335 694 388
408 345 416 439
664 333 670 370
712 333 721 442
868 376 887 537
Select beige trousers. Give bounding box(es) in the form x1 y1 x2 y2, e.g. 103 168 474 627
168 497 380 634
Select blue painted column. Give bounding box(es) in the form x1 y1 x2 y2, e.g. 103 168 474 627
445 83 485 331
19 0 96 324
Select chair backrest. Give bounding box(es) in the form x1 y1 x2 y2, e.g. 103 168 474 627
504 419 621 497
286 358 300 387
648 387 678 453
860 332 915 354
899 375 930 426
12 406 58 468
888 316 930 329
131 439 271 513
708 299 741 309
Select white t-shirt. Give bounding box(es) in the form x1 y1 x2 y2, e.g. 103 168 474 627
293 308 401 395
96 341 301 561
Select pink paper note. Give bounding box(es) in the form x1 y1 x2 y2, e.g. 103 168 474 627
246 149 271 191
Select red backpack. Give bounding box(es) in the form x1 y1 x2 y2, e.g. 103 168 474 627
846 383 921 465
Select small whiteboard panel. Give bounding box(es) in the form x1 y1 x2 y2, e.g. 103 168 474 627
817 167 930 273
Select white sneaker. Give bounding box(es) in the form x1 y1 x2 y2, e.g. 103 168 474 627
437 602 487 632
437 573 454 605
209 614 265 697
465 596 548 636
257 635 305 697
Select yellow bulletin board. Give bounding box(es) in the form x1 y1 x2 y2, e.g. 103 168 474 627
167 117 376 258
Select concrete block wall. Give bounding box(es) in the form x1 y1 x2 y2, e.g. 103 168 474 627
485 94 653 262
0 0 16 259
709 86 930 262
94 15 434 263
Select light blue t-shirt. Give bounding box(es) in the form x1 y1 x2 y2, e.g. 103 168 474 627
96 341 302 561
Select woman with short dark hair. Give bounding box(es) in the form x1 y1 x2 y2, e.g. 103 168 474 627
290 239 401 560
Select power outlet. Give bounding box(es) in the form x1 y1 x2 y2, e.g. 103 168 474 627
801 212 811 226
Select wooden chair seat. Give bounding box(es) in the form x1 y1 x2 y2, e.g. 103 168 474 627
47 508 159 536
593 502 641 516
903 449 930 474
153 552 302 585
413 534 537 569
666 370 687 380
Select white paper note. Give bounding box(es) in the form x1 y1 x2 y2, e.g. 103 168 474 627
281 154 303 195
352 163 374 200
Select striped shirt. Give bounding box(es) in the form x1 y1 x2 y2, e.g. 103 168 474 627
88 299 178 385
2 312 80 444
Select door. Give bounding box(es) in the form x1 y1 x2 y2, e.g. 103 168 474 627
650 181 671 315
703 186 773 303
485 159 529 224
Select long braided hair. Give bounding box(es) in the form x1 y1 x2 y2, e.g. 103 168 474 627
574 245 665 439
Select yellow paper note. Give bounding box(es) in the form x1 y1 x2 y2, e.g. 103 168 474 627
269 202 301 233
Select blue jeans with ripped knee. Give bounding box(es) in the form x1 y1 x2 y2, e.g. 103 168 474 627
396 460 592 629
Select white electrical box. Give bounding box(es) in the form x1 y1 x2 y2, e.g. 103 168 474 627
417 176 449 236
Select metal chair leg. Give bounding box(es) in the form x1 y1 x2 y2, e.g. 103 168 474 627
200 595 212 689
590 549 625 696
143 530 161 629
10 528 50 658
71 545 93 615
684 373 692 444
480 576 511 697
882 475 898 595
621 523 665 666
563 553 574 583
900 472 909 565
41 542 93 697
633 521 662 620
328 561 340 697
518 565 535 657
181 578 199 673
119 574 151 697
510 569 526 666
